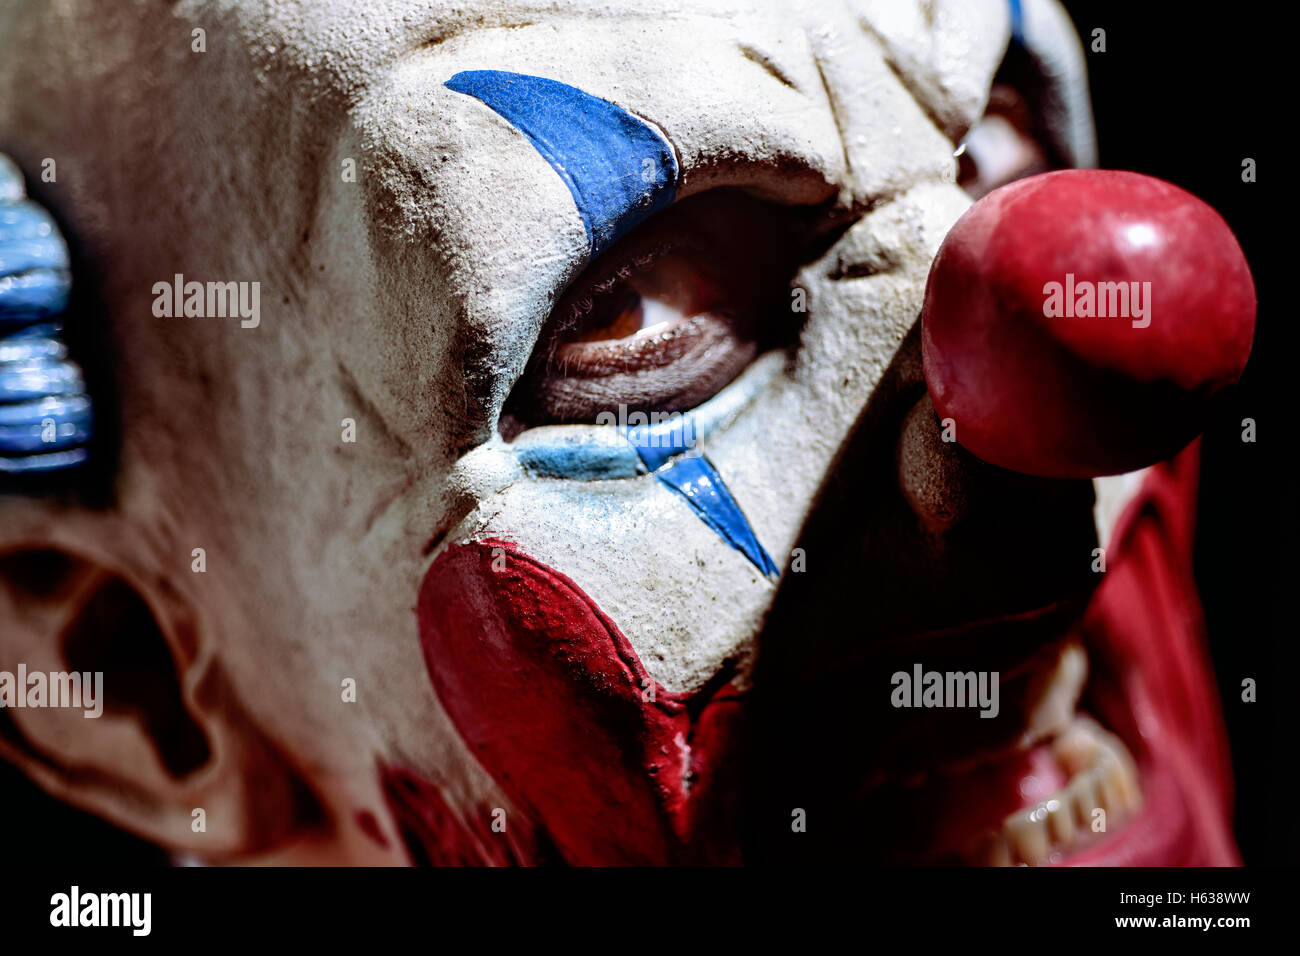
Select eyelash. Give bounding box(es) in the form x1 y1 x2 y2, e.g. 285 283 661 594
542 241 683 359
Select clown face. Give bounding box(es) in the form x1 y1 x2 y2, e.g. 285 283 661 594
0 0 1240 865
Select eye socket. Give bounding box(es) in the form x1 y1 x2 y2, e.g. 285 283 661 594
504 190 805 429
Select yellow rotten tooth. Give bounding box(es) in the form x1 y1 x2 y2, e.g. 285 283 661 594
1097 765 1125 817
1070 772 1100 830
1052 723 1099 778
1005 809 1051 866
1045 797 1076 849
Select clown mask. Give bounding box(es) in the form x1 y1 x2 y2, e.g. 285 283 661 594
0 0 1248 866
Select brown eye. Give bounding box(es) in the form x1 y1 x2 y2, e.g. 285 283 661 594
569 253 724 344
506 190 806 428
570 285 649 342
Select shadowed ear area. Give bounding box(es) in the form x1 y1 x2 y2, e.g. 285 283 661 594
0 541 321 860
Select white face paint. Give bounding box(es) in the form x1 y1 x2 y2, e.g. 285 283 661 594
0 0 1126 864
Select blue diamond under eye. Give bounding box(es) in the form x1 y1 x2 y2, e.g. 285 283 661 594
0 156 93 475
638 452 780 579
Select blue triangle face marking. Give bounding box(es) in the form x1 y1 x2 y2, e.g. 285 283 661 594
624 423 778 578
444 70 678 260
650 454 780 578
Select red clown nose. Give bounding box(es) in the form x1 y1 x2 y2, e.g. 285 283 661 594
921 170 1256 478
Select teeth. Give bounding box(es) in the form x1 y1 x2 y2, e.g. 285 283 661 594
1070 772 1099 830
1046 796 1075 847
1017 639 1089 749
967 715 1142 866
1054 717 1102 776
1004 807 1052 865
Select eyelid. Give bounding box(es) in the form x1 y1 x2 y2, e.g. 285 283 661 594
504 189 810 429
549 238 686 344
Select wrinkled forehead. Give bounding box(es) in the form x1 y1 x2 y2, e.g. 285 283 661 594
1 0 1008 230
173 0 1007 98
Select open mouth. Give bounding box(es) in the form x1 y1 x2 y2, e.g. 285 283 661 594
966 713 1143 865
722 332 1232 869
740 448 1234 869
853 632 1151 866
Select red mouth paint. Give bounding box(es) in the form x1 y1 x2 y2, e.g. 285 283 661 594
417 538 744 865
379 762 550 866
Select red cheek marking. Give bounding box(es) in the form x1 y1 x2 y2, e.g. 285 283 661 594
417 538 744 865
